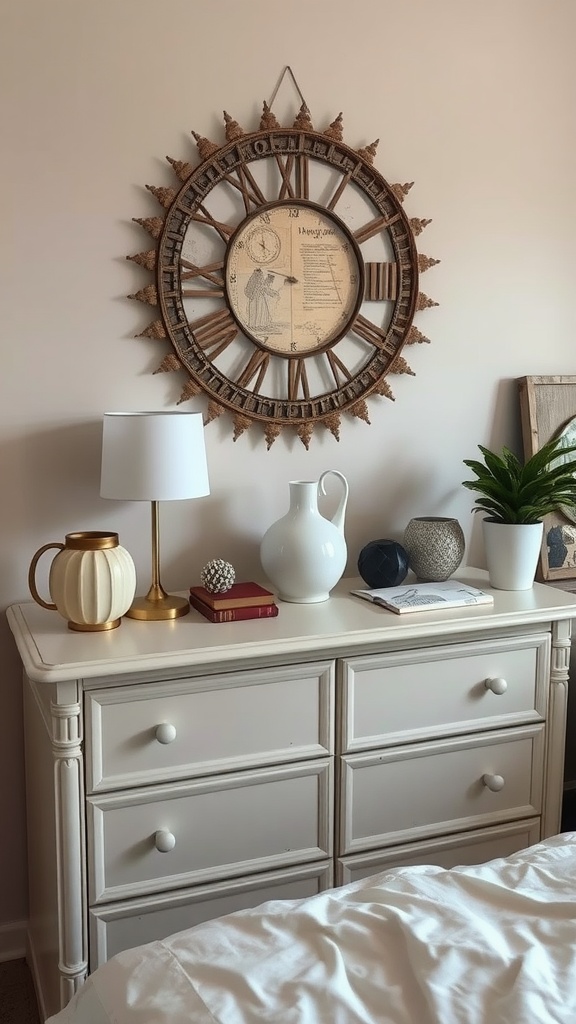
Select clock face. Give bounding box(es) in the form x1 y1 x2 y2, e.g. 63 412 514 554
129 105 438 447
226 203 362 355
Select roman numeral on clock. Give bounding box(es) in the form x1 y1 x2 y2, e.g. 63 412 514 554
288 358 310 401
364 262 398 301
352 314 396 355
180 259 225 298
276 153 309 200
181 259 224 285
326 170 354 212
325 350 353 388
354 213 401 245
222 161 268 215
235 349 270 391
189 309 238 358
188 205 234 244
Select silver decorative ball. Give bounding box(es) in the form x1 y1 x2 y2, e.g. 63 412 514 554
200 559 236 594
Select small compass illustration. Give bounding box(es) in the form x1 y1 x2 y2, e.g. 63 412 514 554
246 225 281 264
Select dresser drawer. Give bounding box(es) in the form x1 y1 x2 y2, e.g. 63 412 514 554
88 759 333 903
85 660 334 792
339 724 544 854
89 861 333 967
337 818 541 885
340 634 549 752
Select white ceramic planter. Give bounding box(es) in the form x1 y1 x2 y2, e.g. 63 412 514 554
482 519 543 591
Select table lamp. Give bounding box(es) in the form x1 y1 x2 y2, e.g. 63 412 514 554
100 411 210 620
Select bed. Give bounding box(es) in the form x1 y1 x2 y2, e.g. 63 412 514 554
47 832 576 1024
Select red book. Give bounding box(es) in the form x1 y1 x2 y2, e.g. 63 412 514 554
189 591 279 623
189 581 275 610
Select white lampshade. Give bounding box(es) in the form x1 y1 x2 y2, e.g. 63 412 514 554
100 411 210 501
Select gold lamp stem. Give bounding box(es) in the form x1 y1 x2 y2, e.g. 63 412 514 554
146 500 168 603
125 501 190 620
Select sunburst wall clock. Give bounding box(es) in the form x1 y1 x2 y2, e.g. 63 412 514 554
127 96 439 449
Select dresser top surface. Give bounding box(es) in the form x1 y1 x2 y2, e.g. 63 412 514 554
7 569 576 683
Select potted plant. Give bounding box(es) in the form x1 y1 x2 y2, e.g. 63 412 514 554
462 435 576 590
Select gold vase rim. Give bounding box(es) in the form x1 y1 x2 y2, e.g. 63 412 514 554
64 531 119 550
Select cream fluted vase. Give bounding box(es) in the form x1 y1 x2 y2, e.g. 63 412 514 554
28 531 136 631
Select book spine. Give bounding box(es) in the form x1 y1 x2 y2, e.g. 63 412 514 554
189 595 278 623
189 585 275 610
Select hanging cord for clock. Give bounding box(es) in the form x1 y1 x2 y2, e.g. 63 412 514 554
268 66 308 115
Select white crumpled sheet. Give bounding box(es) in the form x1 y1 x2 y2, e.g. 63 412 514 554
49 833 576 1024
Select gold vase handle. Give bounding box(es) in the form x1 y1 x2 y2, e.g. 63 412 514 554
28 543 64 610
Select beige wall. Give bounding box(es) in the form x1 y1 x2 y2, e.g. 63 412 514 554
2 0 576 941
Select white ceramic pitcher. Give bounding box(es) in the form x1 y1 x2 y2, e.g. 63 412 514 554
260 470 349 603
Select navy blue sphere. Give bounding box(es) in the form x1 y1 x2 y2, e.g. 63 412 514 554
357 539 409 588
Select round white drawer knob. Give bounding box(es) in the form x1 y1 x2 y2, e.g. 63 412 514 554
485 677 507 695
482 773 505 792
154 829 176 853
155 723 177 744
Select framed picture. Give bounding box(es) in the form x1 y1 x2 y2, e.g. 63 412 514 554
518 375 576 583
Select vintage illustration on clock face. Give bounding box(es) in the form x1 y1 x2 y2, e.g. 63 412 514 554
225 203 362 354
128 100 439 448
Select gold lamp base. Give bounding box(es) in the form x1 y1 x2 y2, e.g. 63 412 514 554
125 582 190 621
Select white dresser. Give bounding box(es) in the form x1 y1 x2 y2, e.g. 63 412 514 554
7 569 576 1020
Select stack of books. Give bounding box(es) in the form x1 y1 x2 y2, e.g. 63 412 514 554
189 582 278 623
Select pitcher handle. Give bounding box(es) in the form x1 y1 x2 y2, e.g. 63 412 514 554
319 470 349 533
28 543 64 610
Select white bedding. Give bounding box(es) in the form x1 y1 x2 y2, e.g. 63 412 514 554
49 833 576 1024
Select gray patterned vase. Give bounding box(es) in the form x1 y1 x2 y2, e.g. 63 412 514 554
403 517 465 582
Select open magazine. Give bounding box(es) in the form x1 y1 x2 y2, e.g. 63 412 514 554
351 579 494 615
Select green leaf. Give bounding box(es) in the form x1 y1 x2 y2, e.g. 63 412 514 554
462 435 576 524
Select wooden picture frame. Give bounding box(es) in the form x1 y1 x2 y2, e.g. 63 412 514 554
518 375 576 584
